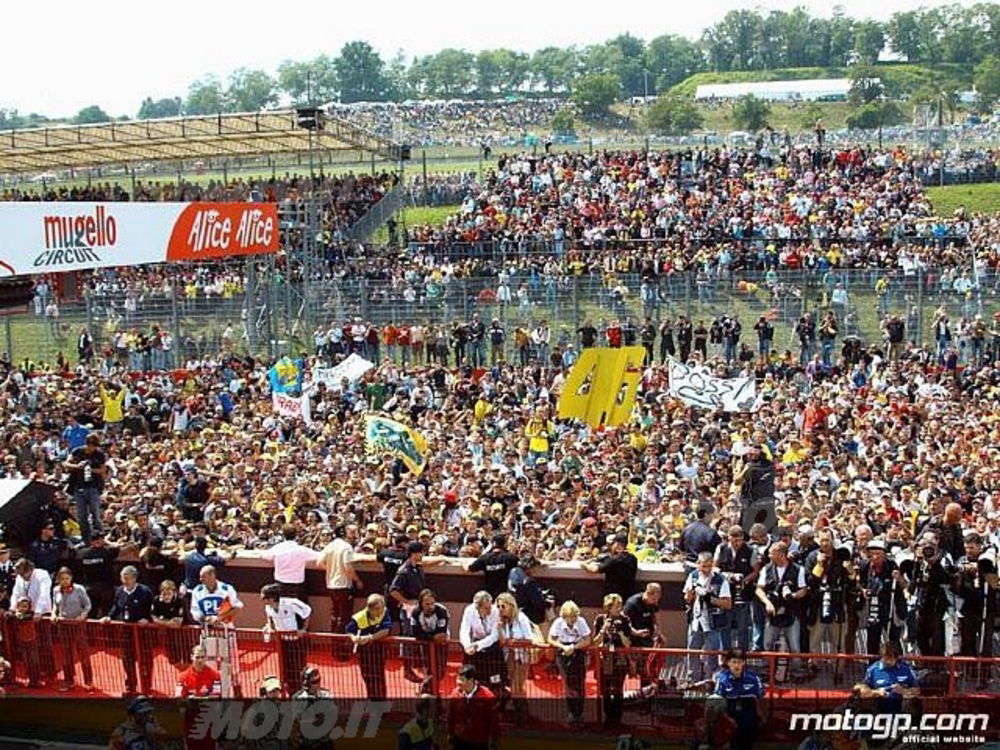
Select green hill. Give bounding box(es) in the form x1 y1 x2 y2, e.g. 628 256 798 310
669 63 975 99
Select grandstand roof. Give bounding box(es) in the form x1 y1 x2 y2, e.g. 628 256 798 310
694 78 854 102
0 109 402 175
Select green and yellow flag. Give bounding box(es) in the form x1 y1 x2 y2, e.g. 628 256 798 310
364 415 428 476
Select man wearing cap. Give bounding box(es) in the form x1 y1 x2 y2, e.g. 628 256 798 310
390 542 433 683
856 538 902 656
583 534 638 599
108 696 163 750
75 529 120 618
28 520 66 576
955 532 996 664
467 534 518 599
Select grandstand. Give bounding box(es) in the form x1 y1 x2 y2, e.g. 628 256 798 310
0 109 402 175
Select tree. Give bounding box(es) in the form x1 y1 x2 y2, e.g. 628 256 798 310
827 6 856 67
646 35 706 94
702 9 763 71
646 95 704 135
530 47 577 93
731 95 770 131
74 105 111 125
846 101 904 130
335 41 391 103
975 56 1000 112
417 49 475 98
887 10 922 61
912 75 963 125
848 64 885 104
571 73 622 117
226 68 278 112
137 97 182 119
475 50 503 98
852 20 886 64
185 76 226 115
551 107 576 135
0 108 25 130
277 56 338 105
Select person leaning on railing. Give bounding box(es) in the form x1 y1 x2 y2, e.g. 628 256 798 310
547 600 591 727
346 593 392 701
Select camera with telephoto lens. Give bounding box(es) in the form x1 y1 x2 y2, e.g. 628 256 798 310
727 572 744 586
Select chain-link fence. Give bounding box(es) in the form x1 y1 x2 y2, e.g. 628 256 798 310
11 257 1000 367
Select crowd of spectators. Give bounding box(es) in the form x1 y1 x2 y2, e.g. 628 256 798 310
328 99 572 148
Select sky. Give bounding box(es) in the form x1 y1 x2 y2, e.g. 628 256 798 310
4 0 985 119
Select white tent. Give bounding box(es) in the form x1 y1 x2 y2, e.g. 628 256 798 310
694 78 855 102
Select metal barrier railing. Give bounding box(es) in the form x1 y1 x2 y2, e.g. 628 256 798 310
1 619 995 704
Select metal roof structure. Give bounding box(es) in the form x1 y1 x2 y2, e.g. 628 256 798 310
0 109 402 174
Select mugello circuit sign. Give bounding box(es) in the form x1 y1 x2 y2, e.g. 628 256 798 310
0 202 279 276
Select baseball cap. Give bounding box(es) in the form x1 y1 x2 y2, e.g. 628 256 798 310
261 676 282 693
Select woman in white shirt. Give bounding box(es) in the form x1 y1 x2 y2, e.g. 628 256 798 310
459 590 506 691
496 592 535 722
548 600 591 726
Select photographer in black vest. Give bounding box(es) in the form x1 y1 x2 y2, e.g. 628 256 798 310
714 526 761 651
804 529 851 682
756 541 808 679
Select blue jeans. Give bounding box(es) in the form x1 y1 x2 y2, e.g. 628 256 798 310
764 618 803 674
686 626 724 682
751 601 766 651
468 340 485 367
74 487 103 543
821 338 834 366
724 602 754 651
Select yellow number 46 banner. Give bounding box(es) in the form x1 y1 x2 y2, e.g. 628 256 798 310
557 346 645 428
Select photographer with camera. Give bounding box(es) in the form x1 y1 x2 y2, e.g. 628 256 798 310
910 533 953 657
714 526 761 651
756 541 808 679
804 529 851 681
592 593 640 728
954 532 997 668
683 551 733 685
857 538 903 656
623 583 662 690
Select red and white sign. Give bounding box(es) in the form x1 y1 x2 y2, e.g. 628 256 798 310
272 392 311 424
0 202 279 277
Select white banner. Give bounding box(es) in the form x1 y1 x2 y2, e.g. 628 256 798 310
667 358 756 412
0 202 279 277
313 353 374 387
272 392 311 424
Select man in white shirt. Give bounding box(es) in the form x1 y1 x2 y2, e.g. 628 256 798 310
683 551 733 685
317 524 363 634
10 558 52 616
459 590 504 690
260 524 318 602
190 565 244 626
261 583 311 694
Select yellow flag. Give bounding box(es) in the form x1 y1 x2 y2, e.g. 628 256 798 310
557 346 645 428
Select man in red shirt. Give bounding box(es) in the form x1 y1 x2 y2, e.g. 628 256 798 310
447 664 499 750
177 645 221 698
177 645 222 750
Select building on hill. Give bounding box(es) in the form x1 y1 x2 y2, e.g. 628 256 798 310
694 78 854 102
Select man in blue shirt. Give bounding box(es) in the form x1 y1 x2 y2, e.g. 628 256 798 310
714 648 765 750
61 416 90 453
859 642 919 712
